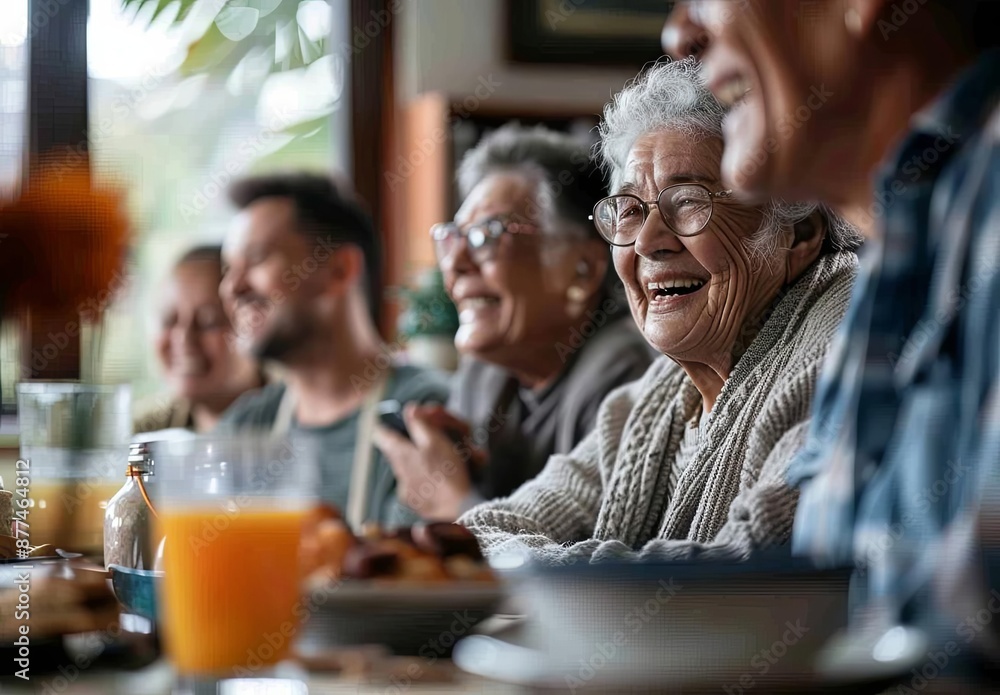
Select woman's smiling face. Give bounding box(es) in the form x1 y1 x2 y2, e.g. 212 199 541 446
612 129 785 365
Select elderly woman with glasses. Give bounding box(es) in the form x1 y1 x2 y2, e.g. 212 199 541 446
458 59 862 563
374 124 653 522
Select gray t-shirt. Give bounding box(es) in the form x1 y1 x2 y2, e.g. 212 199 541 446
449 311 653 502
218 364 451 526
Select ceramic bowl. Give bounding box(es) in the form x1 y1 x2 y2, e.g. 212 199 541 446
108 564 162 622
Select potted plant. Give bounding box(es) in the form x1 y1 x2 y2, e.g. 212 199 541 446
395 268 459 372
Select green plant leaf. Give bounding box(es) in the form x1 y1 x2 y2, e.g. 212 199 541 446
120 0 198 25
122 0 321 77
278 113 330 137
248 0 283 18
297 25 324 64
180 22 240 76
215 5 260 41
149 0 177 23
175 0 200 21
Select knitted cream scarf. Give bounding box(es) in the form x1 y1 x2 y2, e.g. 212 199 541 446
594 252 855 548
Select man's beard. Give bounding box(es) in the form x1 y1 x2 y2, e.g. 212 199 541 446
251 316 313 362
232 301 313 363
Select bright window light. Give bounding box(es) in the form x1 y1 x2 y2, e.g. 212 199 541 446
0 0 27 47
297 0 331 43
88 0 185 84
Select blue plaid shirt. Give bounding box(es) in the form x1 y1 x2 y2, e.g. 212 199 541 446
788 49 1000 625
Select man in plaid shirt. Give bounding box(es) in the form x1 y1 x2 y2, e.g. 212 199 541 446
663 0 1000 644
787 51 1000 626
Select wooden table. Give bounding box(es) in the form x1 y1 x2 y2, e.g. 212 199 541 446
2 660 521 694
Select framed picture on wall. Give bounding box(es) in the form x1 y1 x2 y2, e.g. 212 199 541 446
507 0 672 66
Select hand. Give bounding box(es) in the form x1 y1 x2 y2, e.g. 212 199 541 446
373 404 485 522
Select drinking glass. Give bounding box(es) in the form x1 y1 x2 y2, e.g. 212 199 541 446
153 433 318 689
17 382 131 555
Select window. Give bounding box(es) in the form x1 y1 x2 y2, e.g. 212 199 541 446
0 0 344 421
87 0 339 407
0 0 28 419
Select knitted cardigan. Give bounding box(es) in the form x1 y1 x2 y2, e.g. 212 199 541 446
459 251 858 564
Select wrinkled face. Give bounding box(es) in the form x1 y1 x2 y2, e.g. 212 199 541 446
220 197 329 361
439 172 588 363
155 261 245 403
664 1 866 203
612 130 783 363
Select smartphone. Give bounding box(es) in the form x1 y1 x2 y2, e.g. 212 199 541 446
377 400 410 439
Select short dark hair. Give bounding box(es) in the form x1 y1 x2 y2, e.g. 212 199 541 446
176 244 223 270
228 172 381 325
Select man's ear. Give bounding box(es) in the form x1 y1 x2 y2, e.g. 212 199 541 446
322 244 365 297
784 210 826 281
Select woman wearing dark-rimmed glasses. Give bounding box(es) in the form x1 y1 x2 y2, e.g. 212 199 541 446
459 59 863 564
373 123 652 521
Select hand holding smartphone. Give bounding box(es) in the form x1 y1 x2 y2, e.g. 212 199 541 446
377 400 411 439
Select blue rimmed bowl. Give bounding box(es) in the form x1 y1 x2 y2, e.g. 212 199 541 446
108 565 163 622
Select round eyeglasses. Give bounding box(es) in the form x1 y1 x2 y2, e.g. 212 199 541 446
589 183 734 247
430 217 539 264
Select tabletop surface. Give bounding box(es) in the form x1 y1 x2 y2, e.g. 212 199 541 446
3 660 520 694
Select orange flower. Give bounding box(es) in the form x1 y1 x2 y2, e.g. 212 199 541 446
0 163 131 318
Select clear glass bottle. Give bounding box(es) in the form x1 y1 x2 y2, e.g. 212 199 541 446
103 442 158 569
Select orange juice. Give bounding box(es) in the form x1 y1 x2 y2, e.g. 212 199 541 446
158 506 307 675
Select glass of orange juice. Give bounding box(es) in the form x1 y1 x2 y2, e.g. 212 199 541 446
153 433 318 690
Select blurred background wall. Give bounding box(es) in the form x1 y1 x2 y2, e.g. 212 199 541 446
0 0 665 482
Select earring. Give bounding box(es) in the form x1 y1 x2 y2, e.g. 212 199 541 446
576 260 590 276
844 7 863 36
566 285 587 318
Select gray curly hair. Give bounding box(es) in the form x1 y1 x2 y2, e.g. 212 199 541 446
597 58 862 259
